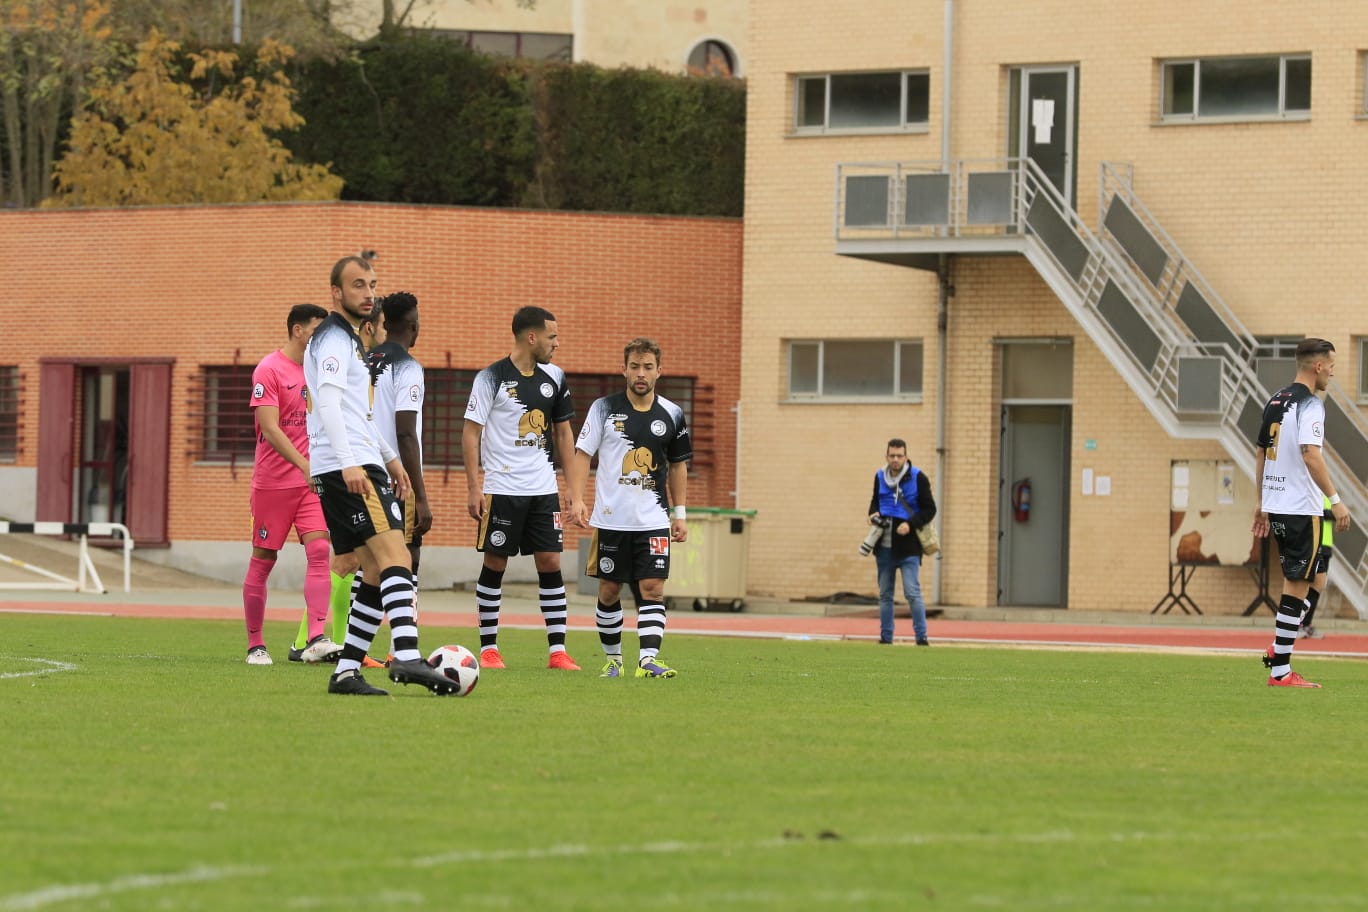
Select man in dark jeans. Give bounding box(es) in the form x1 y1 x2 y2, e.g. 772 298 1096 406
867 438 937 645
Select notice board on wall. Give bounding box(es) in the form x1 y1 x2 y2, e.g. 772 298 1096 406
1169 460 1259 567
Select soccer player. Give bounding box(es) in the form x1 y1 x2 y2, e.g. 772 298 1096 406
368 292 430 581
305 255 453 696
463 306 579 670
289 310 382 667
242 303 339 666
566 338 691 678
1252 337 1352 688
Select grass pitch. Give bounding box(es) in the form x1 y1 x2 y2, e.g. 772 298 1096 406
3 613 1368 911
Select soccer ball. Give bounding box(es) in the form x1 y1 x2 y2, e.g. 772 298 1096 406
427 644 480 697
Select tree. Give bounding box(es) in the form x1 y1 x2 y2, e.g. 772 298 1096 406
47 32 342 207
0 0 113 207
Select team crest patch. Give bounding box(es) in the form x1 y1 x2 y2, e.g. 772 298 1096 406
258 527 268 540
599 557 615 574
649 536 669 556
540 382 554 398
553 512 562 530
390 502 402 521
490 530 507 547
650 419 667 437
253 383 265 399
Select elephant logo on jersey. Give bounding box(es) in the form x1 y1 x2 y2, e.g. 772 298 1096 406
516 409 548 448
619 447 658 489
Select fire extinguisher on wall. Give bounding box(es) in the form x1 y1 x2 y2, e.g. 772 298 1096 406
1012 478 1032 523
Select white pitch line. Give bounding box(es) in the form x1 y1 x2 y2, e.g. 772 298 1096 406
0 865 265 911
0 657 77 680
406 828 1196 870
1 830 1210 910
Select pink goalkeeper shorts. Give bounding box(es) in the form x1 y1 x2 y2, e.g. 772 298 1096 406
249 484 327 550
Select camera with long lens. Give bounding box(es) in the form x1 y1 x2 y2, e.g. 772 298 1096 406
859 515 892 556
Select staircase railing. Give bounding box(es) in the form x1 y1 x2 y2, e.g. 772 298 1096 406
833 157 1368 616
1097 162 1368 616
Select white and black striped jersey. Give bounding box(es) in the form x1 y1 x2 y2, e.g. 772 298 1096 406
304 312 385 474
1256 382 1326 516
576 391 691 531
466 357 574 496
368 341 424 463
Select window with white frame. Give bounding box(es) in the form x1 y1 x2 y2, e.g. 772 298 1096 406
794 71 930 133
1359 337 1368 402
1161 55 1310 121
787 340 923 400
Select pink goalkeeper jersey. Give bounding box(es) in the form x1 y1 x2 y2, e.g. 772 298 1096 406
251 349 311 490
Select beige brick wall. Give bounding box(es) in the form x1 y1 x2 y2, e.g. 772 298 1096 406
347 0 747 74
742 0 1367 613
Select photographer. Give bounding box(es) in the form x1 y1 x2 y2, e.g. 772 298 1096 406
865 438 936 645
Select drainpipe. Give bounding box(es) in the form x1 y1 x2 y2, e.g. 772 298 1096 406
933 1 953 606
942 0 953 170
935 255 950 606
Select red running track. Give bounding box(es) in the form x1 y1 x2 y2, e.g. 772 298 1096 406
5 598 1368 658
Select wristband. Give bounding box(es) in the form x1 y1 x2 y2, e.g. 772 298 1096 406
1330 493 1341 506
673 506 687 521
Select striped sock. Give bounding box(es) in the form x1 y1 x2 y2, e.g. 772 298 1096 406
596 600 624 658
380 566 420 662
1269 593 1303 678
637 602 667 662
540 571 569 654
477 565 503 650
336 580 382 674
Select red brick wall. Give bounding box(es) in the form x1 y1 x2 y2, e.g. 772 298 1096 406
8 202 742 549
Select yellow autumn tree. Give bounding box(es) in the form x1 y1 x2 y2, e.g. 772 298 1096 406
47 31 342 207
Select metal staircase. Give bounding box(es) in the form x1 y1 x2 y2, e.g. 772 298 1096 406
833 157 1368 617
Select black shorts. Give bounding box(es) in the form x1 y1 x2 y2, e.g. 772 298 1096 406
477 493 562 556
1269 513 1322 583
311 466 405 555
583 528 672 582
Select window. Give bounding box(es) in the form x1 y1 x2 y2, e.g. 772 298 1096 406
200 365 255 462
1360 337 1368 402
420 370 699 468
795 71 930 133
431 29 573 61
1161 55 1311 121
687 39 738 78
422 368 478 467
787 340 924 400
0 365 18 461
566 373 696 436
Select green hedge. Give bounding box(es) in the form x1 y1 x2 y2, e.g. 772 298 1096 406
287 38 745 217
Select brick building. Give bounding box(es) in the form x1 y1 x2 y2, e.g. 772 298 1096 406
740 0 1368 615
344 0 747 76
2 203 742 588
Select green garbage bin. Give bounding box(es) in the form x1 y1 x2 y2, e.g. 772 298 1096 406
665 507 757 612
